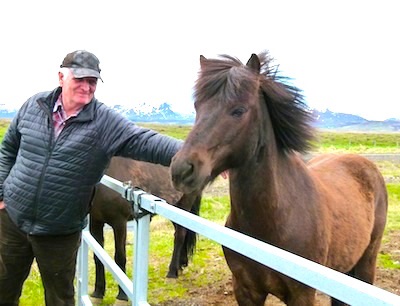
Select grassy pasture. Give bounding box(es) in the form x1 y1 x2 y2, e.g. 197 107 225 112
139 123 400 153
0 120 398 305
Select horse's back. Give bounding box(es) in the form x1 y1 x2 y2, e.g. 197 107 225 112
308 153 387 205
307 153 387 219
91 157 183 224
106 157 183 204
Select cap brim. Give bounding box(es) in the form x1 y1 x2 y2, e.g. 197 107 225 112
70 68 103 82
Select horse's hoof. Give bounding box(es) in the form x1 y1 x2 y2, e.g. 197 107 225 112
90 291 104 299
166 271 179 278
116 293 129 301
89 297 103 305
113 298 130 306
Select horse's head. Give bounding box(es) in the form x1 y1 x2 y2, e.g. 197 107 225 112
170 53 266 193
171 52 315 193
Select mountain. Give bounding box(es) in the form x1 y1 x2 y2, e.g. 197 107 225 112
1 104 399 132
311 109 400 132
0 109 16 119
311 109 367 129
111 102 195 124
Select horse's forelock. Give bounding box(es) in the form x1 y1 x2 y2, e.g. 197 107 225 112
195 55 258 104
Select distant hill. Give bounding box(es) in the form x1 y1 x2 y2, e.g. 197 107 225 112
1 104 399 132
0 109 15 119
111 102 195 124
311 109 400 132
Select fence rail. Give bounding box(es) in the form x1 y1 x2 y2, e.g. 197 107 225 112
76 174 400 306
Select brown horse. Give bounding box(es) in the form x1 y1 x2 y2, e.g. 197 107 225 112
170 52 388 305
90 156 201 302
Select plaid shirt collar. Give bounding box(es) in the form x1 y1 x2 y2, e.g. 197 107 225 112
52 95 82 137
53 95 82 119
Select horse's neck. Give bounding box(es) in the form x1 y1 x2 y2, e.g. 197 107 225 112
229 152 309 218
227 152 313 244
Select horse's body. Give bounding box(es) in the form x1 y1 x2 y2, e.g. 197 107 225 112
90 156 201 301
170 52 388 305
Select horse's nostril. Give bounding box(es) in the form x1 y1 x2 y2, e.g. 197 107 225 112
171 159 198 193
175 161 194 181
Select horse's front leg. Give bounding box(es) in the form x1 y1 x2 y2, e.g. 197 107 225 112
89 219 106 300
166 222 187 278
113 222 129 301
232 274 267 306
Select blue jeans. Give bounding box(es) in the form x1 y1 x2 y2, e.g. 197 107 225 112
0 209 81 306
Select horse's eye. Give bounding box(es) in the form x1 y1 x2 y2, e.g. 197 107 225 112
231 107 247 118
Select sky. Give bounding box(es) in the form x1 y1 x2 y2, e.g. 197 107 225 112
0 0 398 121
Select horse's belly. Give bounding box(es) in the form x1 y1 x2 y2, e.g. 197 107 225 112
325 212 374 272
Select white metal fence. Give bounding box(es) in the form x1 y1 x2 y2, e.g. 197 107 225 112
76 174 400 306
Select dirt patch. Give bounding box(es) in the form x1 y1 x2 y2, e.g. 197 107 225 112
157 177 400 305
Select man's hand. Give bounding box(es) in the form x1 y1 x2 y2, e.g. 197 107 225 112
220 170 229 179
0 201 5 210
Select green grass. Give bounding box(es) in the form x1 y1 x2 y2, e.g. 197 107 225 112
138 123 192 141
378 183 400 270
385 184 400 232
0 119 10 143
379 253 400 269
144 125 400 153
314 131 400 153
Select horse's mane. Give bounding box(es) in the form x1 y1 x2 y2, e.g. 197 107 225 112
195 51 315 154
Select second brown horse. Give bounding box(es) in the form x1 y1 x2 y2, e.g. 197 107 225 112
90 156 201 302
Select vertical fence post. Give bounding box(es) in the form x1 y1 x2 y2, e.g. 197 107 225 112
130 189 151 306
132 213 151 306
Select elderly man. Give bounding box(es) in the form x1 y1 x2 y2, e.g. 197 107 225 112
0 50 181 306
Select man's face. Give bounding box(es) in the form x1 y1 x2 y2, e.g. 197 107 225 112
59 71 97 108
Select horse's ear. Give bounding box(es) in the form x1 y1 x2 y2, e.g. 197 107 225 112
246 54 260 73
200 55 207 69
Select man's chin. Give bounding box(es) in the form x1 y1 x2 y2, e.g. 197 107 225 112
76 96 93 104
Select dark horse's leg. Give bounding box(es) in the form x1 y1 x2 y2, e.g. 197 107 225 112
90 217 106 299
166 193 201 278
113 222 129 301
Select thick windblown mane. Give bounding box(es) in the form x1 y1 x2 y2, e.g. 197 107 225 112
258 51 315 153
195 51 316 154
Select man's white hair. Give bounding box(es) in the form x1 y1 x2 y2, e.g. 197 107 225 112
59 67 72 80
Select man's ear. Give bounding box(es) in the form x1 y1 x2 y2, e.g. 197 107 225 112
58 71 64 86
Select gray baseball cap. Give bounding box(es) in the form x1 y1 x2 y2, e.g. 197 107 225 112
60 50 103 82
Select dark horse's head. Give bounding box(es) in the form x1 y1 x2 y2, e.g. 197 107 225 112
171 51 315 193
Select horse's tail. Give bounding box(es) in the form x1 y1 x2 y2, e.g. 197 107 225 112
185 194 202 259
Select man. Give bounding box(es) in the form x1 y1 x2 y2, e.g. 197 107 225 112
0 50 182 305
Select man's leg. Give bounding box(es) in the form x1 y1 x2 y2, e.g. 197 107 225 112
0 210 34 306
32 231 81 306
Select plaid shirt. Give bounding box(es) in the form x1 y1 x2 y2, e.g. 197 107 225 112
52 96 81 138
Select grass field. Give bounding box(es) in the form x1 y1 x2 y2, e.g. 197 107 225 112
0 120 398 305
